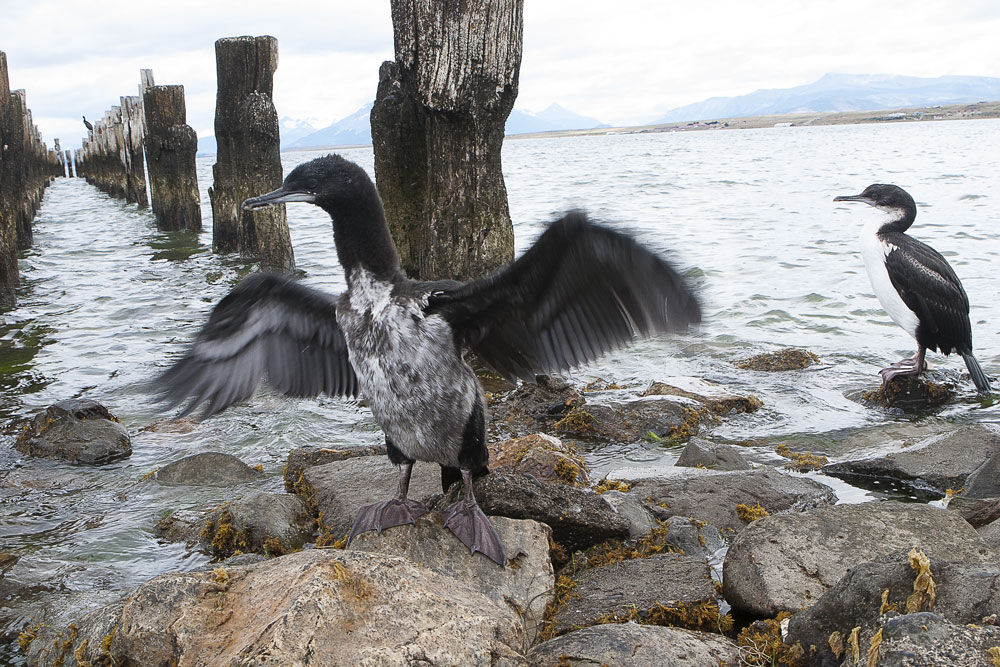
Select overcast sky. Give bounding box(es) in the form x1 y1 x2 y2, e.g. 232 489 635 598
3 0 998 150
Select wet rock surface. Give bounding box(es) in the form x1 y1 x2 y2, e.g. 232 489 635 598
735 347 819 371
527 623 739 666
43 550 527 666
786 557 1000 667
350 513 554 642
296 454 442 543
626 466 837 536
675 436 753 470
282 442 387 491
488 432 590 486
550 553 720 636
723 501 994 617
822 424 1000 496
13 399 131 464
156 451 261 486
860 369 959 411
433 471 630 553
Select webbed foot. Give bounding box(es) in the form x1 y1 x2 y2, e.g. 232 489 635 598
347 497 428 544
442 468 506 566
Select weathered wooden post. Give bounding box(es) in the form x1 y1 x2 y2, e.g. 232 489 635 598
142 84 202 232
209 35 293 271
371 0 522 281
0 51 20 307
14 92 34 249
122 96 148 206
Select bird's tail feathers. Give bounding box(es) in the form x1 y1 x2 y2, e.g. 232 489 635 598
961 352 992 394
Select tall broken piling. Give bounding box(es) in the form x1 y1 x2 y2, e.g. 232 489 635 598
209 35 292 272
75 87 148 207
142 84 202 232
1 51 61 308
371 0 522 281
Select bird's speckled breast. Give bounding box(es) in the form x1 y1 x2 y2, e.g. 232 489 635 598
337 270 478 467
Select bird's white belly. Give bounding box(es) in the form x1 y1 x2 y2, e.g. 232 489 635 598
860 230 919 339
339 272 476 466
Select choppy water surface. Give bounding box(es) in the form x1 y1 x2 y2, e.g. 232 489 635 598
2 119 999 657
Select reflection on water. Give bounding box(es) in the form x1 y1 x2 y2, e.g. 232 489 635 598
1 120 999 659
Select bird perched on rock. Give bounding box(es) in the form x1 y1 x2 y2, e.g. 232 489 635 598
82 116 93 132
834 183 990 393
155 154 702 565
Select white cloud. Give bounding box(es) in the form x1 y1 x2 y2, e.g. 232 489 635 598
3 0 998 149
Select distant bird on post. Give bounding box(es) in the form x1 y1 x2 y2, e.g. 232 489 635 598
834 183 991 393
82 116 93 132
154 154 702 566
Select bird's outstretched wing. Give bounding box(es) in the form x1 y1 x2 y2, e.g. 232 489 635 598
425 211 701 382
154 272 358 417
882 232 972 349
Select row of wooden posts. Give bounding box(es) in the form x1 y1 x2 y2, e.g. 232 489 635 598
2 0 525 310
0 52 64 308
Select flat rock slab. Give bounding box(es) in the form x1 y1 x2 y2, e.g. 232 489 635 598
787 558 1000 666
101 549 526 666
627 466 836 536
527 623 739 667
14 399 131 464
823 424 1000 495
433 472 630 553
299 455 441 541
675 436 752 470
282 443 387 491
551 553 718 636
156 451 261 485
350 513 553 642
723 501 995 617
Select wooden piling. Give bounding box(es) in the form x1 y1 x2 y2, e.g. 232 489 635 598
209 35 292 271
142 84 202 232
121 96 148 206
370 0 522 281
1 51 61 307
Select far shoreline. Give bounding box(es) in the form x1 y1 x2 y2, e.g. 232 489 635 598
202 100 1000 157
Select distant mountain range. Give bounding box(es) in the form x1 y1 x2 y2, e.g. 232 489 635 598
654 73 1000 123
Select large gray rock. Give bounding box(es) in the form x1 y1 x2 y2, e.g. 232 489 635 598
598 490 656 539
675 436 752 470
980 517 1000 552
282 443 387 491
871 613 1000 667
14 399 131 464
106 549 526 666
963 453 1000 498
156 451 261 486
660 515 725 561
723 501 994 617
947 495 1000 528
27 598 126 667
786 558 1000 667
823 424 1000 495
434 472 630 553
350 513 553 642
627 466 836 536
527 623 739 666
298 455 441 542
551 553 719 636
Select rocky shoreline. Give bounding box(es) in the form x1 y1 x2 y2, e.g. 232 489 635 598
7 350 1000 666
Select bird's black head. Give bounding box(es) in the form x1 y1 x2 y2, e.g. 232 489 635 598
241 154 374 214
834 183 917 229
242 154 399 278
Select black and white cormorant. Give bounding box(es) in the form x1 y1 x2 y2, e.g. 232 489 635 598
155 154 702 565
82 116 93 132
834 183 990 393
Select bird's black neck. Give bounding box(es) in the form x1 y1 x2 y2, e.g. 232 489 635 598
324 180 402 282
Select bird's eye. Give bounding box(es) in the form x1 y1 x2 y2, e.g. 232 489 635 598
305 178 318 191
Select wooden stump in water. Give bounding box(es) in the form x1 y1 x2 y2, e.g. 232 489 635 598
371 0 522 281
142 85 202 232
122 96 148 207
209 35 292 272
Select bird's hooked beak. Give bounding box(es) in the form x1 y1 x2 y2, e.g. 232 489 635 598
833 193 875 207
241 187 317 211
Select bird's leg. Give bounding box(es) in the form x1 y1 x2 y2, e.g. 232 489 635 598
442 467 507 566
880 345 927 385
347 461 428 544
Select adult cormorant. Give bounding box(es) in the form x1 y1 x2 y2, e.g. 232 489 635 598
156 154 702 564
834 183 990 393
